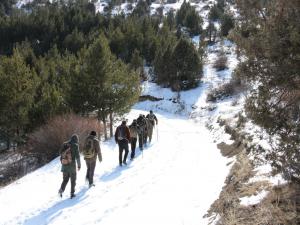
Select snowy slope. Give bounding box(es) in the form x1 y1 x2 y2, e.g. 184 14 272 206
0 38 238 225
0 108 231 225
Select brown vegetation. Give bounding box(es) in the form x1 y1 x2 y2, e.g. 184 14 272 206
206 119 300 225
206 76 243 102
27 113 102 161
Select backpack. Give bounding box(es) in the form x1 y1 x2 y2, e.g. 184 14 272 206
137 117 145 127
147 114 155 126
129 125 138 137
83 138 95 159
61 142 72 165
118 126 127 141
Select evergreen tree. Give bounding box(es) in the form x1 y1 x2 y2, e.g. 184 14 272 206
205 21 217 43
154 46 175 87
233 0 300 180
175 1 203 36
130 49 143 72
220 13 234 37
171 38 202 90
0 49 38 145
70 34 140 139
0 0 16 16
132 0 150 17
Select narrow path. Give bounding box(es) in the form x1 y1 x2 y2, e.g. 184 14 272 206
0 110 231 225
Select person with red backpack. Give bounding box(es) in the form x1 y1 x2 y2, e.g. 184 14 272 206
58 134 81 199
114 120 130 166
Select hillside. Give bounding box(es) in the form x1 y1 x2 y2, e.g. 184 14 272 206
1 0 299 224
0 57 235 224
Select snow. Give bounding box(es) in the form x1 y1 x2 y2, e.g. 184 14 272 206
16 0 33 8
0 32 238 225
0 106 232 225
239 190 269 206
10 0 286 222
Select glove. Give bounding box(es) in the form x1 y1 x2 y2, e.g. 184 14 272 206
99 154 103 162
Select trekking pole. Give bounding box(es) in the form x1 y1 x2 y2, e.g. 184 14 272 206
156 124 158 142
142 134 144 158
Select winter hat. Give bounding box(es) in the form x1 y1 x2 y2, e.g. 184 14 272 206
122 120 126 125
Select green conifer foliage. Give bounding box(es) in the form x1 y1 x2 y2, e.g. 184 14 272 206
233 0 300 180
0 49 38 144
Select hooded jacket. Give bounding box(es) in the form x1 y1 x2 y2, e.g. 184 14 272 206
84 135 102 162
60 134 81 173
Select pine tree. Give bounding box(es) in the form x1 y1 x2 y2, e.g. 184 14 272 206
171 38 202 90
70 34 140 139
154 46 175 86
220 13 234 37
0 49 38 146
130 49 143 72
233 0 300 181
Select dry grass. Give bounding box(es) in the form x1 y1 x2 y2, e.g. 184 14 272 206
206 80 240 102
217 141 243 158
206 148 300 225
27 113 102 161
239 180 271 197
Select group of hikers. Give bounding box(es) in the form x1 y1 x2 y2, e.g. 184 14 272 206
58 110 158 199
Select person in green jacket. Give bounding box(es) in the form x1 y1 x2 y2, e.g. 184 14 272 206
83 131 102 188
58 134 81 199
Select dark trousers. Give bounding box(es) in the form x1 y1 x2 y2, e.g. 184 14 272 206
138 133 144 150
85 159 96 185
118 140 129 165
143 130 148 145
60 171 76 194
130 137 137 159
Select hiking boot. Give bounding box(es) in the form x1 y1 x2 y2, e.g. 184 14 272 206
119 163 122 167
123 161 127 165
70 193 76 199
58 189 63 198
89 183 95 188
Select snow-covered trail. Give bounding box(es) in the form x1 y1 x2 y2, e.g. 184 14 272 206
0 110 230 225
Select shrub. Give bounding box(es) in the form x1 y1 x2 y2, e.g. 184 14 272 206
206 77 242 102
213 51 228 71
27 113 102 161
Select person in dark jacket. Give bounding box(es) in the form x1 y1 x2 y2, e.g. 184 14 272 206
83 131 102 188
136 114 147 150
114 120 131 166
58 134 81 199
146 110 158 143
129 119 139 160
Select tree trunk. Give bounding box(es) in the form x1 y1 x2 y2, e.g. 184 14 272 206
102 117 108 140
109 112 113 138
5 130 10 150
98 111 108 140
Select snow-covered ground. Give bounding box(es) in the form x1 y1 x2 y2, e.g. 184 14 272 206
0 35 238 225
0 108 232 225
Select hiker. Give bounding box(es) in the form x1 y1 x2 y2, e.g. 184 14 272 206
146 110 158 143
136 114 147 150
83 131 102 188
115 120 130 166
142 115 149 146
58 134 81 199
129 119 139 160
